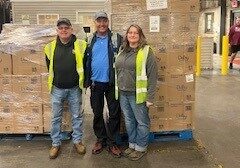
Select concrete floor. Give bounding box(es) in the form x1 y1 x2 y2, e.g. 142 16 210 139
0 114 218 168
195 74 240 168
1 67 240 167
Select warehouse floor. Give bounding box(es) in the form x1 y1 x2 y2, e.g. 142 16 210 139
1 67 240 167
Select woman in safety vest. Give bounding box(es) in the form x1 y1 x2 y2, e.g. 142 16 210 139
115 24 157 161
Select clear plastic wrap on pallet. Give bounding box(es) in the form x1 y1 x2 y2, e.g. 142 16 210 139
0 24 84 134
12 49 47 75
0 52 12 75
0 91 43 133
12 102 43 134
0 101 14 133
41 73 51 104
0 24 57 54
11 75 42 103
1 24 83 75
0 74 43 133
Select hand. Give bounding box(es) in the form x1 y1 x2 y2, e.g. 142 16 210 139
146 101 153 108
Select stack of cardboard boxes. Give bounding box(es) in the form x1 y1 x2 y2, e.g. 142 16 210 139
0 24 72 134
109 0 199 132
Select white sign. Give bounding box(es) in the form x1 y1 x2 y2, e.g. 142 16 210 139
149 16 160 32
186 74 194 83
21 15 30 25
146 0 168 10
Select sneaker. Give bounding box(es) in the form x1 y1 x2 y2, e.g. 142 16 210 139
74 142 86 155
92 141 103 155
128 150 147 161
123 147 135 157
108 145 122 158
229 63 233 69
49 146 60 159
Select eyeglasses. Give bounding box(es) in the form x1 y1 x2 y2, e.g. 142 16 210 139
58 26 70 30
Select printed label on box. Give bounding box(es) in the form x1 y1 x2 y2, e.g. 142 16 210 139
186 74 194 83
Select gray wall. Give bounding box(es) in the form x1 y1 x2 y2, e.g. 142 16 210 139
11 1 106 24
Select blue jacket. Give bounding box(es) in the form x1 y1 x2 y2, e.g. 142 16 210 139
84 29 122 87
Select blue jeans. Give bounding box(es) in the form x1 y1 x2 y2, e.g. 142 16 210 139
120 92 150 152
51 86 84 147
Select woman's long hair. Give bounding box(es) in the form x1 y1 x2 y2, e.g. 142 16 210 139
122 24 147 52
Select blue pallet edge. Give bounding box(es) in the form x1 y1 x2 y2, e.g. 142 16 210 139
116 130 193 145
149 130 193 142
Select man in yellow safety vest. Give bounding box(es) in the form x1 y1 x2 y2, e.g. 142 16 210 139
44 18 87 159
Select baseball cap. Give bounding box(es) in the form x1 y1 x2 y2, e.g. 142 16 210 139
95 11 108 20
57 18 72 26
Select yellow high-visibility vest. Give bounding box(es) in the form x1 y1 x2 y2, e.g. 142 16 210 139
115 45 149 104
44 39 87 92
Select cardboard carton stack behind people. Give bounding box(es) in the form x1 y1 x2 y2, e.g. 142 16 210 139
109 0 199 132
0 24 73 134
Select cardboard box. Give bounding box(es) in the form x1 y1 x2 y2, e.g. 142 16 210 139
166 52 195 67
111 12 170 42
168 82 194 101
12 75 42 101
155 77 195 102
0 124 14 133
0 75 12 93
41 74 49 92
152 46 196 75
121 101 194 132
12 50 45 75
110 0 199 14
13 125 43 134
167 0 199 13
41 74 51 103
0 52 12 75
12 103 43 134
153 84 167 102
151 118 192 132
111 0 146 14
150 118 172 132
170 120 193 131
149 103 168 119
0 92 13 104
0 103 14 133
42 93 51 104
0 102 13 117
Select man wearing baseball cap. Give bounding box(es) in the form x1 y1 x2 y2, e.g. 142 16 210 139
56 18 72 27
84 11 123 157
44 18 87 159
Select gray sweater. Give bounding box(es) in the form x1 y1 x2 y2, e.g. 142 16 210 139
115 47 158 102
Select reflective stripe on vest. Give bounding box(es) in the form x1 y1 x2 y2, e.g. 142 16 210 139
44 39 87 92
136 45 149 104
115 45 150 104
